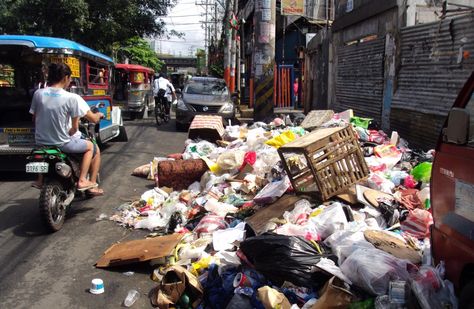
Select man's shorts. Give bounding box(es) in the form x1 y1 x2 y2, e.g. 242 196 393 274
60 139 97 157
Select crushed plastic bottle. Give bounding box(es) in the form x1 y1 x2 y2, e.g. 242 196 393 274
124 289 140 307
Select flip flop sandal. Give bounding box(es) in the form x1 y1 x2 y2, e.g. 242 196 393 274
86 188 104 197
77 183 99 191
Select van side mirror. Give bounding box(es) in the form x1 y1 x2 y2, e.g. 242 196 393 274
443 108 469 144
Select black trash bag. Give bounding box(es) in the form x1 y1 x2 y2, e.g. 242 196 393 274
239 233 336 289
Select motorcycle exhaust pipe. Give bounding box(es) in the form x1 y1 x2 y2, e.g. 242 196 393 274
55 162 72 178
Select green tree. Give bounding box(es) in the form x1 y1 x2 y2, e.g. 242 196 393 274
115 37 163 72
0 0 177 54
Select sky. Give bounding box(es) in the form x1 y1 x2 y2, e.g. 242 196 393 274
153 0 211 57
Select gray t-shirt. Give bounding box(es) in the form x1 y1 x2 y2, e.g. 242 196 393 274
29 87 88 146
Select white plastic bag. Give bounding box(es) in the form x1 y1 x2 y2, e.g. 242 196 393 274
212 222 246 251
340 248 412 295
310 202 348 239
253 176 290 204
283 199 312 225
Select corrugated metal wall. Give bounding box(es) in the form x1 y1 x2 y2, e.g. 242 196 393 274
391 13 474 149
335 37 385 123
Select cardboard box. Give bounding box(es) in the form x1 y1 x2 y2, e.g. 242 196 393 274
188 115 225 143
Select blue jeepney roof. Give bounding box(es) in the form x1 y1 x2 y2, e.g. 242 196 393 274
0 35 114 64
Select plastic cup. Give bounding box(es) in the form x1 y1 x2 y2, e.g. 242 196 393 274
124 289 140 307
89 278 104 294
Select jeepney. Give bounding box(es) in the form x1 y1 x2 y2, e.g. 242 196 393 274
113 63 155 119
0 35 126 171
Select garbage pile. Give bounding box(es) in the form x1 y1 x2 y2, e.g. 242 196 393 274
98 112 457 308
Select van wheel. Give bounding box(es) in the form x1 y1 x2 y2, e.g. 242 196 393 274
136 109 145 119
460 280 474 309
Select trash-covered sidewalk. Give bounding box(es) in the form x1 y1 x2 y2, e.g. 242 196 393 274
96 112 457 308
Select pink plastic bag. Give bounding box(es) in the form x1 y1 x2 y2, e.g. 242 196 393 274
194 215 229 236
401 209 433 239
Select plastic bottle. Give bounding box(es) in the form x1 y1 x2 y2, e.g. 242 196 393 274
124 289 140 307
422 239 432 266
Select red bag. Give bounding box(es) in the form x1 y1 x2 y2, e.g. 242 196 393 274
401 208 433 239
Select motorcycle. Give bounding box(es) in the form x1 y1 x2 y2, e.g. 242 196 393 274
26 110 102 232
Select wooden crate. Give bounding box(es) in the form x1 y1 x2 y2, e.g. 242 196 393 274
278 126 369 200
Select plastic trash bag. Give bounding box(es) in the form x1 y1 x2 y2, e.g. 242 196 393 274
217 150 246 171
340 248 413 296
411 162 432 183
410 266 458 309
283 199 312 225
310 202 348 240
239 233 334 288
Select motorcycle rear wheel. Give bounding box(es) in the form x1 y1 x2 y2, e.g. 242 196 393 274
39 180 66 232
154 104 163 126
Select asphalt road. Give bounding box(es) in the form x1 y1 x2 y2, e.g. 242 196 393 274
0 117 188 308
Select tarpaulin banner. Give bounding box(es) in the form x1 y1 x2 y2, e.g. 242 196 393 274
281 0 304 15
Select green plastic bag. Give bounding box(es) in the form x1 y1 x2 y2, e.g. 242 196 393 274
350 116 373 129
411 162 432 183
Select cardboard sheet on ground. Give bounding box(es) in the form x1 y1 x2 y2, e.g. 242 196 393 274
96 233 184 268
300 110 334 131
246 194 308 235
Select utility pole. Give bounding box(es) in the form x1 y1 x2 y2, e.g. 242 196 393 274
253 0 276 121
223 0 232 87
228 0 238 93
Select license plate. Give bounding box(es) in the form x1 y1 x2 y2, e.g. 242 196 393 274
26 162 49 173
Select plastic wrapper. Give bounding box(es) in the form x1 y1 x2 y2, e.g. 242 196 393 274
310 202 348 239
184 140 217 158
264 130 296 148
340 248 412 295
204 198 238 217
274 223 320 241
367 172 395 194
134 214 168 230
373 145 403 170
253 177 291 204
239 234 334 288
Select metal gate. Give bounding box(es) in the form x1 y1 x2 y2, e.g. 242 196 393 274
391 13 474 149
335 37 385 123
274 64 295 108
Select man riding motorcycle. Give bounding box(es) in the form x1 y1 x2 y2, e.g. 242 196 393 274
153 72 176 119
29 63 104 195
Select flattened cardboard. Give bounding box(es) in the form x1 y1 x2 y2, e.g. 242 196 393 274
300 110 334 131
96 233 184 268
336 185 358 205
246 194 306 235
364 230 422 264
